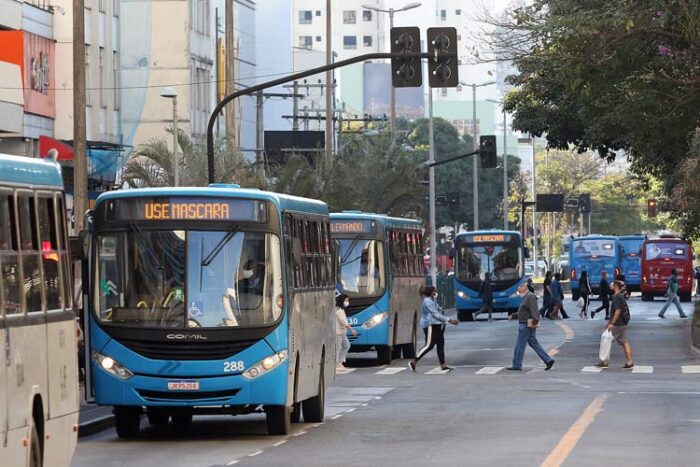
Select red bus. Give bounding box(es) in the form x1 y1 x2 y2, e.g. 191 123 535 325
641 237 693 302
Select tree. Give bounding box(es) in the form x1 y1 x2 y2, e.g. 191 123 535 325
482 0 700 235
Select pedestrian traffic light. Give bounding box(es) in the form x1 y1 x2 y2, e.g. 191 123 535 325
580 193 591 214
479 135 497 168
390 27 422 88
427 27 459 87
647 199 657 217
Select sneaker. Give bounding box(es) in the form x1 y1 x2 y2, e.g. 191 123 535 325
408 361 416 373
595 361 609 368
545 361 555 371
590 312 596 319
680 315 688 318
441 366 454 372
506 366 522 371
623 363 634 369
658 314 666 319
336 364 346 372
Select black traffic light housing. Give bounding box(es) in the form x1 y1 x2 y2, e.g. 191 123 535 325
647 199 657 217
479 135 497 168
427 27 459 87
580 193 591 214
390 27 422 88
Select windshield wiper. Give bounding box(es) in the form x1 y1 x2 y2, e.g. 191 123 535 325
340 235 363 266
201 226 240 267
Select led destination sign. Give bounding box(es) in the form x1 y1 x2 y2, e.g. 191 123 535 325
330 220 376 234
105 197 267 222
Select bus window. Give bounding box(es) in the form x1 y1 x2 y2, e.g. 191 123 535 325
38 196 62 310
19 194 43 312
56 195 72 309
337 238 385 299
0 194 21 315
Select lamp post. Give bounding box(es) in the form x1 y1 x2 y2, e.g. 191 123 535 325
362 2 421 137
459 81 496 230
160 87 180 186
487 98 508 230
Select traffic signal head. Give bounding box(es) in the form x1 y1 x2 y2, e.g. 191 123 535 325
427 27 459 88
479 135 497 168
580 193 591 214
647 198 657 217
390 27 422 88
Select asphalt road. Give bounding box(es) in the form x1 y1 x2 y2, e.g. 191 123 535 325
73 295 700 467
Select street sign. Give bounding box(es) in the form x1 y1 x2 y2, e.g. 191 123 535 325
565 197 580 209
536 194 564 212
390 27 422 88
427 27 459 87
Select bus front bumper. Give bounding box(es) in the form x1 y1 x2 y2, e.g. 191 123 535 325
456 295 520 313
347 316 389 350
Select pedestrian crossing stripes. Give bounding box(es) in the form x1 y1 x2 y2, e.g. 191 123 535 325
681 365 700 374
475 366 504 375
325 386 394 418
581 366 603 373
337 364 699 376
375 367 406 375
632 366 654 374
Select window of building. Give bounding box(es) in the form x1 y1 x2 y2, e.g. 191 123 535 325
343 36 357 49
440 9 446 21
315 36 322 42
456 9 461 15
363 10 372 21
191 63 211 137
315 10 321 16
363 35 373 47
299 10 312 24
113 0 120 16
299 36 313 49
113 51 120 110
85 46 92 106
343 10 356 24
99 47 106 108
192 0 210 35
98 0 106 12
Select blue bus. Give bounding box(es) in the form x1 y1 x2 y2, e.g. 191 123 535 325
618 235 645 292
83 185 336 436
453 231 526 321
0 153 79 467
569 235 623 299
330 212 423 364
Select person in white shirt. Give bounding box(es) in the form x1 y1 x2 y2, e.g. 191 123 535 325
335 294 358 371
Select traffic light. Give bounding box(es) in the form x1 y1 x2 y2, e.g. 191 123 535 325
647 199 657 217
479 135 497 168
427 27 459 87
390 27 422 88
580 193 591 214
447 192 460 207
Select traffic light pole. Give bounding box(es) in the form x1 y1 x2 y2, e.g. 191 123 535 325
206 51 436 184
421 149 480 169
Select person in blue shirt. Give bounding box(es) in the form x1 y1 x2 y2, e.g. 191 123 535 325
658 269 688 318
549 273 563 319
408 285 458 373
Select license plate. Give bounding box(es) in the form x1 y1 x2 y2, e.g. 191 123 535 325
167 380 200 391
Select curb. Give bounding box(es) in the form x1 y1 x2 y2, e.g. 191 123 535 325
78 414 115 438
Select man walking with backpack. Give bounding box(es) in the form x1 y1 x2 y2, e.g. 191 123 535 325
658 269 688 318
591 271 611 319
596 281 633 369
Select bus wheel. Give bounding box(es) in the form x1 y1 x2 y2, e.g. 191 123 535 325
302 366 325 423
147 412 169 426
458 310 474 322
641 293 653 302
291 402 301 423
391 346 403 360
114 406 141 438
265 405 291 435
377 346 393 364
28 418 42 467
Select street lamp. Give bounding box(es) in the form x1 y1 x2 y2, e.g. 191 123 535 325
487 98 508 230
459 80 496 230
160 86 180 186
362 2 422 137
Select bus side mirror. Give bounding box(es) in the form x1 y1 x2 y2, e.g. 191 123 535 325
524 247 531 259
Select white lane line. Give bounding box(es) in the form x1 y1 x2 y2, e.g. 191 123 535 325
375 367 406 375
361 403 369 406
273 440 287 447
581 366 603 373
248 450 263 457
293 430 307 437
682 365 700 374
475 366 504 375
632 366 654 374
226 461 239 466
336 368 356 374
345 408 356 413
331 414 343 420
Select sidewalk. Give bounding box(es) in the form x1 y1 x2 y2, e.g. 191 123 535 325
78 386 114 438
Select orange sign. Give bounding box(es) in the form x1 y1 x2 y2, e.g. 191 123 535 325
144 202 232 220
472 235 506 242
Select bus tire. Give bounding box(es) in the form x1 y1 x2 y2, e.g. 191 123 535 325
29 417 42 467
392 346 403 360
377 345 393 364
291 402 301 423
265 405 291 435
641 293 653 302
458 310 474 322
114 406 141 438
302 366 325 423
147 413 169 426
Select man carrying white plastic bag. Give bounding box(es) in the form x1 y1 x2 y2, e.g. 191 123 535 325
595 281 634 369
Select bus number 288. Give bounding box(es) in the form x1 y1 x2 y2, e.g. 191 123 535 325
223 361 245 372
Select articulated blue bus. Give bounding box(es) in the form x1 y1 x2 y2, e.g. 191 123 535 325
618 235 645 292
453 230 526 321
83 185 336 436
330 212 423 364
569 235 623 299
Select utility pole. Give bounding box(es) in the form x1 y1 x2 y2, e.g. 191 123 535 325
389 9 397 138
531 138 539 275
255 90 264 172
472 84 479 230
428 88 437 287
292 81 299 131
502 109 508 230
325 0 333 161
225 0 236 154
73 0 87 233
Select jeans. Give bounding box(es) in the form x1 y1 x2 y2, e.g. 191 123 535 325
659 294 686 317
512 323 554 369
336 333 351 363
539 295 551 317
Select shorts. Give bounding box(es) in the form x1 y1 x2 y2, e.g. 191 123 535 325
612 325 628 345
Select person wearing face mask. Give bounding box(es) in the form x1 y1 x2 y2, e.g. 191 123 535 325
507 282 555 371
239 259 265 295
408 285 458 373
335 294 358 371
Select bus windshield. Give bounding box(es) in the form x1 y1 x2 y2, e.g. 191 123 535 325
455 241 522 283
337 239 386 298
94 229 283 328
645 242 688 261
572 240 615 258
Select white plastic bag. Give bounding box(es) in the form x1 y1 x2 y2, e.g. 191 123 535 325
576 297 585 309
598 330 614 362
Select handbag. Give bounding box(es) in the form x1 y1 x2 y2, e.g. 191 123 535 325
599 330 614 362
576 297 585 309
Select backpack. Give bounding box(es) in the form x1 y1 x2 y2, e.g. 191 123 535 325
620 299 631 325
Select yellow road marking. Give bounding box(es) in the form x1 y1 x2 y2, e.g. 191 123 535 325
541 394 608 467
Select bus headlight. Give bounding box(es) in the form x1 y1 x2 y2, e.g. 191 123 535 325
242 350 288 380
457 291 468 299
362 312 388 329
92 351 133 380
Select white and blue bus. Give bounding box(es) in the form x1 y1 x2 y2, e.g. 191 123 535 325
0 154 79 467
83 185 336 436
569 235 623 299
330 212 423 364
618 235 645 292
453 231 526 321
